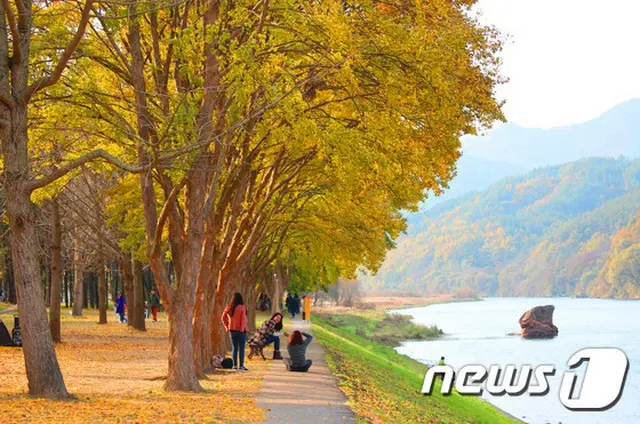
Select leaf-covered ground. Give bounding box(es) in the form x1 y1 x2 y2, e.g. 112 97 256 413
0 309 268 423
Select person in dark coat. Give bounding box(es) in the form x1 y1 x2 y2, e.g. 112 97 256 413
285 294 294 318
148 289 160 322
115 292 126 323
292 294 301 318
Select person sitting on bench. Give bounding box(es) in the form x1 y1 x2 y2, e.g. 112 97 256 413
248 312 285 360
284 330 313 372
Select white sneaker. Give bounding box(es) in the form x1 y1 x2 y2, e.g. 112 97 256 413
239 366 248 372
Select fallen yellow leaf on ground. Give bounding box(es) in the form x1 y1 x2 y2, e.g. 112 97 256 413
0 309 267 424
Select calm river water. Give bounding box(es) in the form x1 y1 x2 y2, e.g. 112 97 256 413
393 297 639 424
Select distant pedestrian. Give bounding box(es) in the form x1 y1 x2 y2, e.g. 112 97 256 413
438 356 446 366
285 294 294 318
222 292 249 371
292 294 301 318
115 292 126 323
149 289 160 322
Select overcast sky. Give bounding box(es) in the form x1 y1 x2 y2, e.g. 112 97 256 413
473 0 640 129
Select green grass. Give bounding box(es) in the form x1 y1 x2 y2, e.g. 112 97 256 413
312 316 520 424
315 309 443 347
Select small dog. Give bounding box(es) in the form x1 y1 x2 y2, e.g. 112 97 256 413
247 344 267 360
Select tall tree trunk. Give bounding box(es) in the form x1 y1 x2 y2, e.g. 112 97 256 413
192 237 218 377
72 226 83 316
63 271 69 308
270 270 282 315
245 280 257 335
165 293 201 391
132 259 146 331
43 263 50 307
49 199 62 343
98 263 107 324
83 273 89 309
1 101 69 397
122 260 134 326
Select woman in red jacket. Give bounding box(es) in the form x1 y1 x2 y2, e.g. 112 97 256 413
221 292 249 371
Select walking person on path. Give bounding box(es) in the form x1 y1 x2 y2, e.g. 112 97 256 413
221 292 249 371
285 294 294 318
148 289 161 322
115 292 126 323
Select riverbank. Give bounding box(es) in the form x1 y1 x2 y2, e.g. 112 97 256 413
311 314 520 423
359 293 483 311
315 309 442 347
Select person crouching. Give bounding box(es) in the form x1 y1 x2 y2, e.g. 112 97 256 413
284 330 313 372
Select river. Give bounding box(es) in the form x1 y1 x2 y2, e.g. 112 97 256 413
392 297 639 424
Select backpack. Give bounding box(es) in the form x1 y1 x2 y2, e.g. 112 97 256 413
211 354 233 369
211 354 224 368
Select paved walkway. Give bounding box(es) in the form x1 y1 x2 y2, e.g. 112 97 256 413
257 319 356 423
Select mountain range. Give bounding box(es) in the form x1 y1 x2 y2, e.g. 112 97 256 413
365 100 640 299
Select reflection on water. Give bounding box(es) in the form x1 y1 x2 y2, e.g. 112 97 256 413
392 297 639 424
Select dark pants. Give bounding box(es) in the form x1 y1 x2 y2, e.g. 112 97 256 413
266 334 280 351
118 311 125 322
287 359 312 372
230 331 246 368
151 306 158 321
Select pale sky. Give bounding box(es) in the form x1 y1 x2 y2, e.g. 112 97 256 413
473 0 640 128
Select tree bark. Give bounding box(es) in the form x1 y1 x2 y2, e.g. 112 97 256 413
245 281 257 335
1 101 69 397
98 263 107 324
44 263 51 307
132 259 146 331
72 225 83 316
49 199 62 343
121 260 134 326
4 251 16 304
165 294 201 391
63 271 69 308
270 270 282 315
192 238 216 377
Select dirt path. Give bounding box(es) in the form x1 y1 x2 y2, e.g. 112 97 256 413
257 319 355 423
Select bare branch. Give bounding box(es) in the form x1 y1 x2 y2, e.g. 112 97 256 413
151 178 186 256
25 0 94 101
27 149 145 193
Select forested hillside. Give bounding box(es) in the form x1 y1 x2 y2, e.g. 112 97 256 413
361 157 640 299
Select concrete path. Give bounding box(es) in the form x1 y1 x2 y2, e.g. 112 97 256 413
257 319 356 423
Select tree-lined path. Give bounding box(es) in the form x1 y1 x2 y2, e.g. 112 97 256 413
0 0 504 419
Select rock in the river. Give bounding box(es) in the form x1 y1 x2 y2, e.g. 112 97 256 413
519 305 558 339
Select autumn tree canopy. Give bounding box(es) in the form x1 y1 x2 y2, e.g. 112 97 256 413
1 0 504 396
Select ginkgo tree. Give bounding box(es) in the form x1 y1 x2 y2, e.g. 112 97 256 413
2 0 504 397
0 0 142 398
